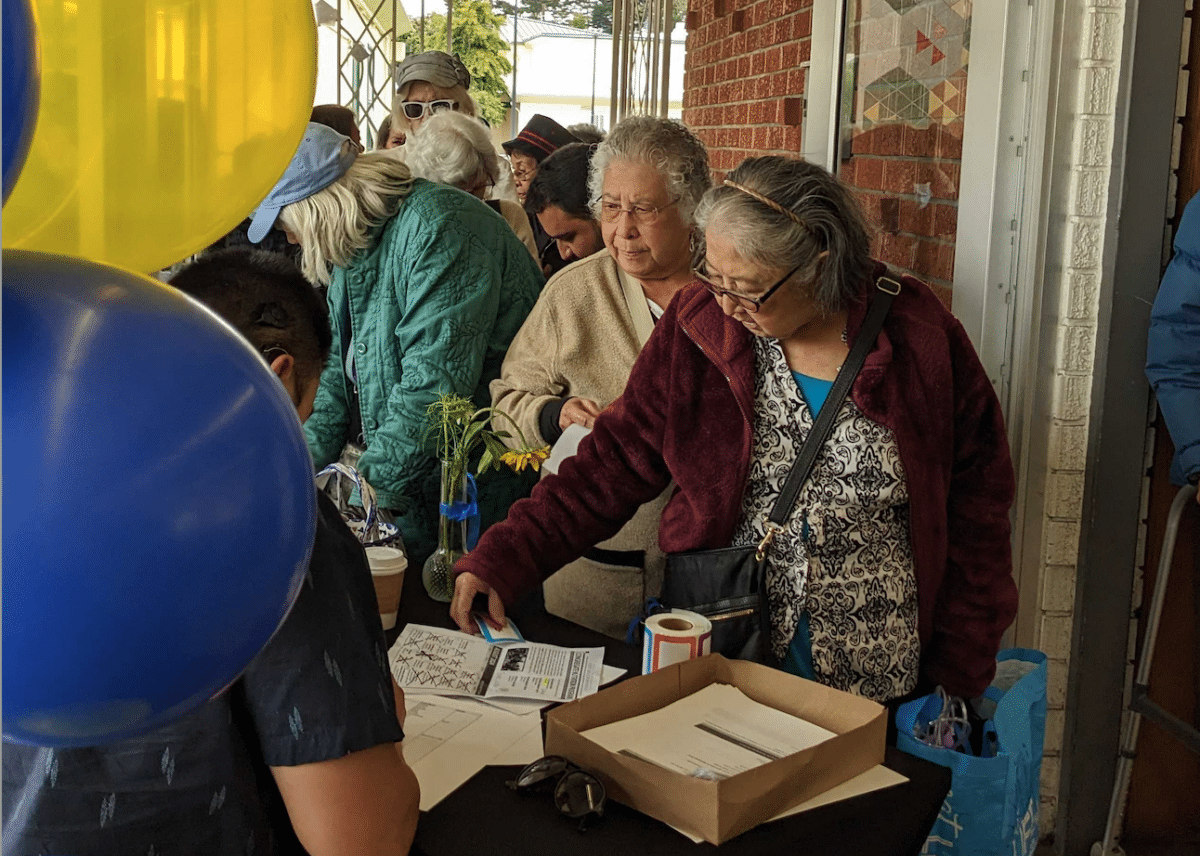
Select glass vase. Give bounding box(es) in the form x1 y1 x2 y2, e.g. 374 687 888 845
421 460 468 603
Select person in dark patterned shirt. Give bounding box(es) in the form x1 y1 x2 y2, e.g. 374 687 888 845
3 250 420 856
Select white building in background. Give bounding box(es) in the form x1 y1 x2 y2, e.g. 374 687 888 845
311 0 412 147
305 3 686 150
500 16 685 139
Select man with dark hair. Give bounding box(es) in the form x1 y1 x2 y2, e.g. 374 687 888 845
3 250 421 856
171 250 333 415
524 142 603 268
311 104 361 146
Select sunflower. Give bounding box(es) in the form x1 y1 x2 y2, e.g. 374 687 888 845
500 446 553 473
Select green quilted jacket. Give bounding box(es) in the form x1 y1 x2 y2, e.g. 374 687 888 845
305 179 544 564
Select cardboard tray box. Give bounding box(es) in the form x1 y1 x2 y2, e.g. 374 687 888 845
544 654 886 845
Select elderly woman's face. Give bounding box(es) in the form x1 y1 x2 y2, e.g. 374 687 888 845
600 159 692 284
402 82 459 132
509 152 538 203
703 231 824 341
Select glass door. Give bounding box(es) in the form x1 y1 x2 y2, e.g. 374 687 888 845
837 0 973 308
804 0 1036 406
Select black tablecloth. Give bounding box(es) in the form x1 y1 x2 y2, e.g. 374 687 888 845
414 748 947 856
395 569 950 855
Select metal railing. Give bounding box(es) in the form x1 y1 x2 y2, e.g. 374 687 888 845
610 0 673 127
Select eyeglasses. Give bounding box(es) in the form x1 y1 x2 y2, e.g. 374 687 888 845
598 198 678 226
399 99 458 120
694 260 804 313
506 755 606 831
512 166 536 182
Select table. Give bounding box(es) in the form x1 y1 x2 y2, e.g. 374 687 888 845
394 570 950 856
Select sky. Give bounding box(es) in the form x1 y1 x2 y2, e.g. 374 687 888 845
399 0 449 22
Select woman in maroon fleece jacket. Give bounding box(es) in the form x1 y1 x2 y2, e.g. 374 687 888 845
452 156 1017 702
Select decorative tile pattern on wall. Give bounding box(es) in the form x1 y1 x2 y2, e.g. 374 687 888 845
839 0 973 297
853 0 971 127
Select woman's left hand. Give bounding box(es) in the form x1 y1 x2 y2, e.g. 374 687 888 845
450 571 506 633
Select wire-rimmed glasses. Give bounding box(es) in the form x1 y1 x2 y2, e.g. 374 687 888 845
597 198 679 226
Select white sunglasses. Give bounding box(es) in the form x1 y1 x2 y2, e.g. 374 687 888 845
400 99 458 120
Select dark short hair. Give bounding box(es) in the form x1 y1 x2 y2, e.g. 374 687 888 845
169 249 332 383
524 142 596 220
375 114 392 150
310 104 358 140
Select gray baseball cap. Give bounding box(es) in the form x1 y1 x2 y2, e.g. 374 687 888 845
395 51 471 93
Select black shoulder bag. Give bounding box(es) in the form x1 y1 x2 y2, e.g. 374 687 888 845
660 275 900 663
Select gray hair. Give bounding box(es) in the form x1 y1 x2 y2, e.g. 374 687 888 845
694 156 874 315
588 116 710 227
278 151 415 285
403 110 498 193
391 83 478 138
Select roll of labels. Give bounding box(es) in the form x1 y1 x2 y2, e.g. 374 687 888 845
642 610 714 674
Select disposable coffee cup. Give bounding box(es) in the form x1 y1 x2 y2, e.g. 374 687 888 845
366 546 407 630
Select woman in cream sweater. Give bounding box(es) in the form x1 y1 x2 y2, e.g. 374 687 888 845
490 116 710 637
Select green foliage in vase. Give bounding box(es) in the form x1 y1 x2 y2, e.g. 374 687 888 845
423 393 551 493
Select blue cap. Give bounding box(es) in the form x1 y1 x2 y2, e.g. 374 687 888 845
248 123 360 243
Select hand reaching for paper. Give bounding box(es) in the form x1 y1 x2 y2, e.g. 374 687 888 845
451 571 506 633
559 396 602 430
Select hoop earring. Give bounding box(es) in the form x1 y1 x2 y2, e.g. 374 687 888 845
688 232 697 254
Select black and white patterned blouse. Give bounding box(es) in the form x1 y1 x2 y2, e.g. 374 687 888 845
732 335 921 702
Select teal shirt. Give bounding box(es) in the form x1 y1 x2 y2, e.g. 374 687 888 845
305 180 544 563
781 371 834 681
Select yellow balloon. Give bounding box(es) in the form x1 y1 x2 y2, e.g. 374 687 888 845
2 1 316 273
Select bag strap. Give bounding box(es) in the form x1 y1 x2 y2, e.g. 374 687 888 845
755 273 901 559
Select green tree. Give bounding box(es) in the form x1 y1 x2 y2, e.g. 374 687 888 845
589 2 612 32
491 1 685 35
494 0 597 27
403 0 513 126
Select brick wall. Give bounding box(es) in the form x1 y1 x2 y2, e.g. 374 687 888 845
682 0 967 302
682 0 812 175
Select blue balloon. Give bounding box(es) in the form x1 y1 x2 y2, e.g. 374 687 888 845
2 0 39 203
3 251 317 746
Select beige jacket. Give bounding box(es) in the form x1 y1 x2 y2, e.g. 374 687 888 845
491 252 671 638
492 198 539 262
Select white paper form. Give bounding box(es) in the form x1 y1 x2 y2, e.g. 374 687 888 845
582 683 836 779
489 723 545 766
543 423 591 475
670 765 910 843
389 625 604 702
403 700 482 764
402 694 542 810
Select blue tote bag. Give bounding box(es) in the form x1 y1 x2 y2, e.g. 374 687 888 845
896 648 1048 856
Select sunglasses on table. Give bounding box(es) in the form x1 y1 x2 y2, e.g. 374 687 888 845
693 260 805 313
399 99 458 120
506 755 606 831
